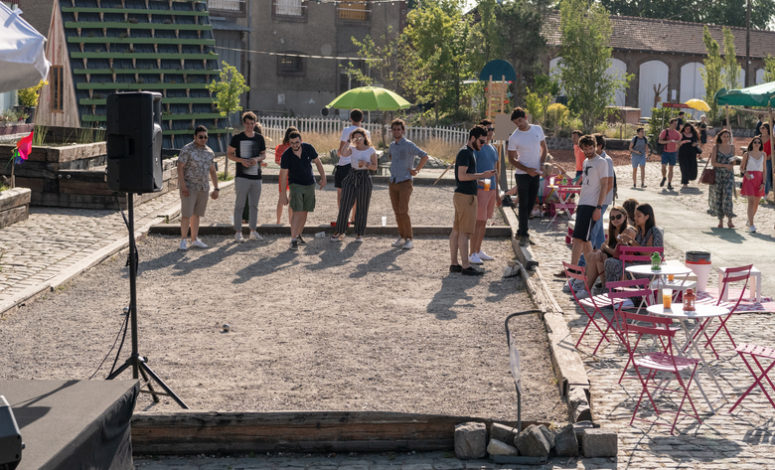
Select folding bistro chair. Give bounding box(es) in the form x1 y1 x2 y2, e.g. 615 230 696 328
563 261 622 355
622 310 702 435
548 184 581 225
729 343 775 413
606 278 654 383
695 264 752 359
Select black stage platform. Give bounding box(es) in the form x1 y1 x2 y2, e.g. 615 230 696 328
0 380 138 470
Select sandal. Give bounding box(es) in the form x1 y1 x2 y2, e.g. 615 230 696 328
717 221 724 228
728 220 735 228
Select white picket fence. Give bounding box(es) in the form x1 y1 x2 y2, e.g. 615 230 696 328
260 115 468 146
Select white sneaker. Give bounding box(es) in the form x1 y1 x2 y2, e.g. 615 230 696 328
478 251 494 261
402 239 414 250
249 230 263 241
392 237 405 247
191 238 208 249
235 232 244 242
178 239 188 251
749 224 757 233
469 252 483 264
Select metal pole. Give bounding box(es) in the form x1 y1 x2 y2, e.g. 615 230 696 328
127 193 139 379
745 0 751 87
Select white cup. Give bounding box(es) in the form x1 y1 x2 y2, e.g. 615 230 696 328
381 216 387 226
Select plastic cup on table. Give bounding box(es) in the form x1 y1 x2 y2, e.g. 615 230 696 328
663 289 673 309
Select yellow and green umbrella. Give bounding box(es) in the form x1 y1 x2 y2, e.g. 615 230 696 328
326 86 411 111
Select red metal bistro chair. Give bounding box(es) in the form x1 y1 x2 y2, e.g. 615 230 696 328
729 343 775 413
606 278 654 384
621 310 702 435
695 264 752 359
617 245 664 281
563 261 623 356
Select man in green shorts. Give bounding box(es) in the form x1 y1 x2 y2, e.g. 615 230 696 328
279 131 327 250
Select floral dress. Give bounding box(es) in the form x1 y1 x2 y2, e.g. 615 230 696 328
707 148 736 219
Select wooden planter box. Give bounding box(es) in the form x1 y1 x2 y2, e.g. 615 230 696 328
0 141 178 209
0 187 31 229
0 123 34 137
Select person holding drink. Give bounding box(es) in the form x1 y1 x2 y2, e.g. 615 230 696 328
331 128 378 242
469 119 500 264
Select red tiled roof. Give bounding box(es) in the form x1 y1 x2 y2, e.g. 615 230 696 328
543 13 775 58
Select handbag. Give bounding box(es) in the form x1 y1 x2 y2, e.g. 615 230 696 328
699 156 715 184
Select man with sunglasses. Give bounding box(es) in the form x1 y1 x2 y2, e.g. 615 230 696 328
507 107 548 247
177 125 219 250
450 125 496 276
469 119 500 264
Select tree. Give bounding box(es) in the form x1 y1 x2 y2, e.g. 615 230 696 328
207 61 249 177
494 0 547 103
701 26 723 122
558 0 627 130
524 74 559 124
765 55 775 82
599 0 775 30
722 27 741 91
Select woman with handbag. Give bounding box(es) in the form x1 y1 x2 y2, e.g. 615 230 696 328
707 129 737 228
740 137 766 232
678 123 702 187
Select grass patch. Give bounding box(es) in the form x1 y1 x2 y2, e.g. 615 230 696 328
415 137 461 163
217 171 234 181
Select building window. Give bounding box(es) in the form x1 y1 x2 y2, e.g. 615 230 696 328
50 65 63 112
274 0 304 17
207 0 245 12
337 0 368 21
277 55 304 76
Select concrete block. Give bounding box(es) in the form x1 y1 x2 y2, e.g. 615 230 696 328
568 386 592 422
515 424 551 458
487 438 518 456
554 424 579 457
489 422 518 444
454 422 487 459
581 428 618 458
539 425 556 449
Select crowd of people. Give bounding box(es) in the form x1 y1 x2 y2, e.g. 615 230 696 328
173 106 772 278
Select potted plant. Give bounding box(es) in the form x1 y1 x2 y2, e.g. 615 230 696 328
17 80 47 123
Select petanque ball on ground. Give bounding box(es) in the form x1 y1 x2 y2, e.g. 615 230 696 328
222 323 230 333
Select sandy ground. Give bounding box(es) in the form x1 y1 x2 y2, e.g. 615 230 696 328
0 183 566 423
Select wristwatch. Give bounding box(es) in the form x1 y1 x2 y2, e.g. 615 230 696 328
214 188 220 191
596 205 602 209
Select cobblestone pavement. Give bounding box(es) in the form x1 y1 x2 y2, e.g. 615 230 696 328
134 451 615 469
0 191 184 314
528 162 775 469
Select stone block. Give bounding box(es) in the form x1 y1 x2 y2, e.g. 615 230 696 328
539 425 556 449
515 424 551 458
554 424 579 457
581 428 618 458
489 423 518 444
568 386 592 422
487 438 518 456
454 422 487 459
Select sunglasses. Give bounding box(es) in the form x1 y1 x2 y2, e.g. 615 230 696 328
611 213 624 221
196 135 208 140
487 128 494 131
753 140 762 145
478 139 487 144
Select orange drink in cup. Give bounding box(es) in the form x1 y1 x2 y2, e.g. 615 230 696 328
484 179 491 191
663 289 672 309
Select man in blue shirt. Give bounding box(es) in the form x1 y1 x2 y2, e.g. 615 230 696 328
388 118 429 250
469 119 500 264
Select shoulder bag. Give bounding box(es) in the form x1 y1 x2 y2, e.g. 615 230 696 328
699 153 715 184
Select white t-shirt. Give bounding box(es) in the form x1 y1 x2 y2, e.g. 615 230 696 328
578 155 609 206
338 124 371 166
507 124 545 174
745 153 765 172
349 146 376 170
602 151 615 205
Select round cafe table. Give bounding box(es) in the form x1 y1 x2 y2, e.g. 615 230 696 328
625 262 693 304
647 303 730 411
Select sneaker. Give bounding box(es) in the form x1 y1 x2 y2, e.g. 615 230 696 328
469 252 483 264
353 236 364 243
191 238 208 249
249 231 263 241
297 234 306 245
235 232 244 243
519 235 529 247
478 251 494 261
461 266 484 276
402 239 414 250
449 264 463 273
575 289 590 299
562 281 572 294
290 239 299 250
392 237 405 248
660 177 666 187
641 183 647 188
330 234 341 242
667 183 674 190
178 239 188 251
749 224 757 233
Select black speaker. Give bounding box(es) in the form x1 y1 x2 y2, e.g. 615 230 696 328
106 92 163 193
0 396 23 470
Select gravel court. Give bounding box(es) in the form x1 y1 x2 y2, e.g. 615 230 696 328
0 213 565 422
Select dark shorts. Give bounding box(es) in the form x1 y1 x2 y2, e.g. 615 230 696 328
572 205 596 242
661 151 677 166
334 164 351 188
289 183 315 212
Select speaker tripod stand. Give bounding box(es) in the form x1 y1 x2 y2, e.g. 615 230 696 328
107 193 188 409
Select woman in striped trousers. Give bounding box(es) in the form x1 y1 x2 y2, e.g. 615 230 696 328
331 128 378 242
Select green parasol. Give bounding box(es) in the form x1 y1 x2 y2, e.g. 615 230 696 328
326 86 411 111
